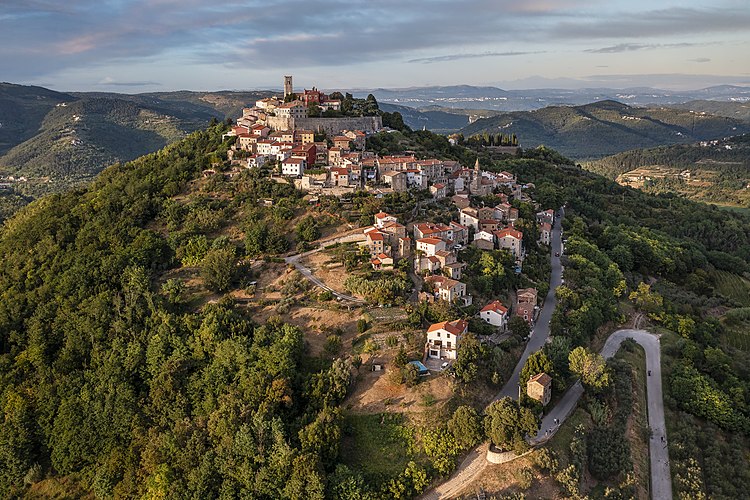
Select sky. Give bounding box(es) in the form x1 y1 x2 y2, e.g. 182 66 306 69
1 0 749 93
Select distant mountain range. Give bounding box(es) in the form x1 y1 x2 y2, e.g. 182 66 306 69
356 84 750 112
457 100 750 160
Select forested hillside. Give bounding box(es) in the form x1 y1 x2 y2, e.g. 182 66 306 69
0 124 748 498
459 100 750 159
0 85 273 195
584 134 750 207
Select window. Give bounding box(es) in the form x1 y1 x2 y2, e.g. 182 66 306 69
447 341 451 348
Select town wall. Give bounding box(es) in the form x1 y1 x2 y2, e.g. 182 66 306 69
265 115 382 134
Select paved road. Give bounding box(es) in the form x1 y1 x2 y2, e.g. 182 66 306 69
498 208 564 399
283 231 366 303
423 329 672 499
421 210 564 500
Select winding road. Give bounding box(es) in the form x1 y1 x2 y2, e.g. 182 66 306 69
498 208 564 399
422 207 673 500
423 328 672 500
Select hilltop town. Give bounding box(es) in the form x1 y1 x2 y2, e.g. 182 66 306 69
222 76 562 398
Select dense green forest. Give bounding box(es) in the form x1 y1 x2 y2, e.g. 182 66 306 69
488 147 750 497
1 123 749 498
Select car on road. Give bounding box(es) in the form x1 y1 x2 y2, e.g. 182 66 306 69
555 252 560 257
441 362 449 370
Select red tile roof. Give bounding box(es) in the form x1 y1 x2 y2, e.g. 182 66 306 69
427 319 468 335
481 300 508 314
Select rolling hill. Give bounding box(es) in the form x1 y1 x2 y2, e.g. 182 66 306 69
0 85 273 191
459 100 750 160
378 103 470 132
584 134 750 207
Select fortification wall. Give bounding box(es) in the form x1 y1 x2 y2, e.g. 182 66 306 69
265 115 383 134
295 116 383 135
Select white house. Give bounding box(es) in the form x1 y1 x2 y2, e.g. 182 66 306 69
374 211 398 229
460 207 480 230
480 300 509 328
416 237 446 257
281 157 306 176
426 319 468 360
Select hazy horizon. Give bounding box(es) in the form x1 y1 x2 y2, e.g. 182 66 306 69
2 1 749 94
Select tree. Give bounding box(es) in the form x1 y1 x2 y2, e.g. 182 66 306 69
296 215 320 242
448 406 483 449
484 398 538 454
568 347 611 391
508 315 531 338
629 282 663 314
453 332 483 383
520 351 554 389
201 247 236 292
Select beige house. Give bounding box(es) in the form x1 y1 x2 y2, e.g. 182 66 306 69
424 275 472 305
495 227 524 259
527 373 552 406
383 171 407 192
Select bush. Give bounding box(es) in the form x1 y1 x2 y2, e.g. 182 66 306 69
201 247 237 292
517 467 534 490
325 335 342 355
356 318 369 333
587 427 631 480
385 334 398 347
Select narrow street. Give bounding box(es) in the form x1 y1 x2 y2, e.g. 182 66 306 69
498 207 564 399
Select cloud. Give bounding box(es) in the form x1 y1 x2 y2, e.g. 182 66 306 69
408 51 543 64
553 7 750 40
1 0 749 89
585 43 697 54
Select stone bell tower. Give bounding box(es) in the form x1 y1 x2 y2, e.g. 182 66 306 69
283 75 293 99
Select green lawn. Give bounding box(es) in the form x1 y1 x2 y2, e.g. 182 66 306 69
340 413 419 482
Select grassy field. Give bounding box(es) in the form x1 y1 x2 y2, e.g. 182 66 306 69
713 270 750 307
340 412 420 483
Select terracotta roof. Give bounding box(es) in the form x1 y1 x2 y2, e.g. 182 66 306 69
495 228 523 240
368 232 384 241
375 211 392 219
417 237 443 245
528 373 552 386
427 319 468 335
540 222 552 231
481 300 508 314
